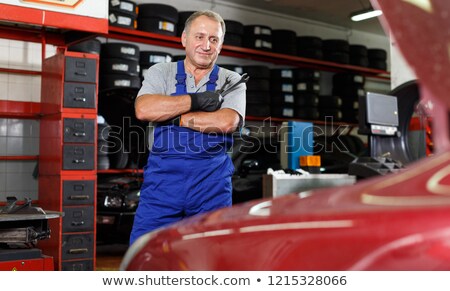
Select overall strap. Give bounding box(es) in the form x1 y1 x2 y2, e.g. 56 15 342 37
175 60 187 95
206 64 219 91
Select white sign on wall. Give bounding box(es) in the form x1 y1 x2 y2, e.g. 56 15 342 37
1 0 108 19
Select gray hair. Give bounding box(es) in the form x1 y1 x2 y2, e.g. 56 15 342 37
183 10 226 40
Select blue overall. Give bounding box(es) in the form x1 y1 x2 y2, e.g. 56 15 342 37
130 61 234 245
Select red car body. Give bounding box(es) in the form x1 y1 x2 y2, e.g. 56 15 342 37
121 0 450 270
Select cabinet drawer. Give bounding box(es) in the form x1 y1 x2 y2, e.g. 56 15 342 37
62 206 94 232
63 145 95 170
61 260 93 271
63 180 95 205
63 83 96 109
65 57 97 83
63 118 95 144
61 233 94 260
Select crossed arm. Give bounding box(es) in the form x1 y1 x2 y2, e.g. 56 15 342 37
135 94 240 134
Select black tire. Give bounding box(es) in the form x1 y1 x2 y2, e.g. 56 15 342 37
98 123 111 140
319 108 343 121
296 36 322 49
178 11 196 27
97 140 110 155
341 108 359 123
350 56 369 67
242 36 272 51
293 68 321 81
225 20 244 35
270 80 295 94
368 60 388 71
68 39 101 55
138 4 179 23
244 25 272 36
138 17 177 36
246 79 270 91
270 92 296 105
294 81 320 94
368 48 387 60
295 93 319 107
246 104 271 117
273 43 297 55
100 74 141 91
242 65 270 79
270 69 295 80
109 11 137 29
323 39 350 53
97 155 110 170
349 45 368 57
140 51 172 66
224 33 242 47
271 105 295 118
273 29 296 39
101 43 140 61
109 150 129 169
333 73 365 86
109 0 137 17
295 107 320 120
100 58 140 77
297 48 323 60
246 91 271 104
333 85 365 99
324 51 350 64
318 95 343 108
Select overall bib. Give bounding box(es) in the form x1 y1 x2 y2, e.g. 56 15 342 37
130 61 234 244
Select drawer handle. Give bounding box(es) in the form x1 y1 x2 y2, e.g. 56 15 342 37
68 248 88 254
73 132 86 137
75 72 87 76
68 195 90 200
73 159 86 164
71 221 85 226
74 97 86 102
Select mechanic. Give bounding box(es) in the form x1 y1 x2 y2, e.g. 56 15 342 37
130 10 246 245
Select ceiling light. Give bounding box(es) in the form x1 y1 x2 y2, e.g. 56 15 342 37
350 8 383 21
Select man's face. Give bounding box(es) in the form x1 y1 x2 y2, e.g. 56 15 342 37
182 15 223 69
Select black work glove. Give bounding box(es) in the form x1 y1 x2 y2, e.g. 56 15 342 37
189 91 223 112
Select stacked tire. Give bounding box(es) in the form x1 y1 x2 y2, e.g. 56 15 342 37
323 39 350 64
224 20 245 47
270 68 297 119
109 0 138 30
176 11 195 36
137 4 178 36
368 49 388 71
318 95 344 121
332 73 366 123
242 65 271 117
139 51 172 80
243 25 272 51
100 42 141 91
270 68 320 120
350 45 369 67
293 69 321 120
296 36 323 60
272 29 297 55
99 42 148 169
